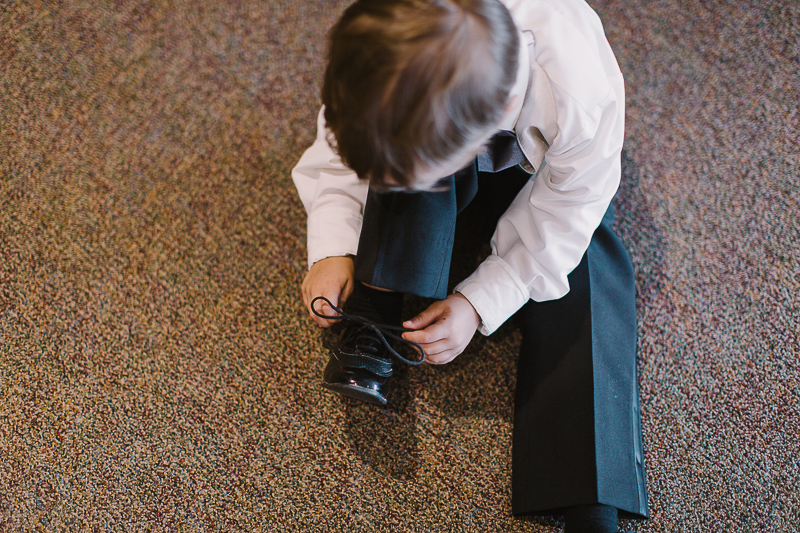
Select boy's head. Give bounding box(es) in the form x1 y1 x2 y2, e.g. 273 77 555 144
322 0 520 190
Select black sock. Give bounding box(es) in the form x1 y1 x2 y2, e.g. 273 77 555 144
345 282 404 326
564 504 618 533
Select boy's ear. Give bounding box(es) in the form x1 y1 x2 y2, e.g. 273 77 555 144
504 94 520 112
502 94 521 121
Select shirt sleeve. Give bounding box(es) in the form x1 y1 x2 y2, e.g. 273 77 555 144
455 0 626 336
291 107 369 267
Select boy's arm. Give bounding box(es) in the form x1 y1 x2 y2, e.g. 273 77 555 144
456 82 625 336
453 0 626 336
292 107 369 268
292 107 368 326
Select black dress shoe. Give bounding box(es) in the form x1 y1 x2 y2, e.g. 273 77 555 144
322 323 395 405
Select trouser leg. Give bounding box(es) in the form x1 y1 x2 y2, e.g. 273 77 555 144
353 165 479 298
511 205 648 518
352 163 648 517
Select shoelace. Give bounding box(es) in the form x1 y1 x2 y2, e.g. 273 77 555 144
311 296 426 366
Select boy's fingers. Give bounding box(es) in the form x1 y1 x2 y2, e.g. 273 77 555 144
404 303 446 329
403 321 447 345
312 314 338 328
426 349 458 365
300 256 355 328
339 279 354 305
416 338 450 356
307 288 345 327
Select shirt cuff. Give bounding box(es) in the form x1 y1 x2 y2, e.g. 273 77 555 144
454 255 532 336
306 207 363 267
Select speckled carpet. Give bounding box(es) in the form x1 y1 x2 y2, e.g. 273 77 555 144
1 0 798 531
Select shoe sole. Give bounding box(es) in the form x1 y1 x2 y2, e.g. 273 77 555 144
322 381 388 406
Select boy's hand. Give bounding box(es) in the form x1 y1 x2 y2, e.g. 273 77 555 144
401 293 480 365
301 256 355 327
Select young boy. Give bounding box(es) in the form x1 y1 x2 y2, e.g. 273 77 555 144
292 0 648 530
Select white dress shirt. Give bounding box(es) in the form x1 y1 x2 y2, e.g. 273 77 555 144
292 0 625 335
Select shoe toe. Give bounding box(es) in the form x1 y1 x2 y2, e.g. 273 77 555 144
322 355 390 406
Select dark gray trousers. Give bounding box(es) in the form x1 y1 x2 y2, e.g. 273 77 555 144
354 163 649 518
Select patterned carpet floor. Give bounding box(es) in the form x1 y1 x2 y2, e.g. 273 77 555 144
1 0 798 531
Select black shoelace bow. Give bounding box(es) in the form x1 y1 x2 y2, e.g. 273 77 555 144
311 296 426 366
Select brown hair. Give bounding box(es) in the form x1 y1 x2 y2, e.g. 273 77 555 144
321 0 519 188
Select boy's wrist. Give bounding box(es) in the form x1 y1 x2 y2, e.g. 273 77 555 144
452 291 483 331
